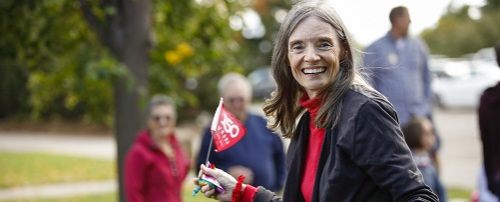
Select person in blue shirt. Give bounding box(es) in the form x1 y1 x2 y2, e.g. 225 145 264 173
196 72 286 192
363 6 442 172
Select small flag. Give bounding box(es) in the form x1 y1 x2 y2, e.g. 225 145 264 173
210 98 246 152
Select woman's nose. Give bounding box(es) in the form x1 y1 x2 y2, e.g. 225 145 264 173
304 46 320 62
158 118 169 125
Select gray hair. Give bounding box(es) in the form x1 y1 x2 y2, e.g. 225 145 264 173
217 72 252 98
148 94 177 119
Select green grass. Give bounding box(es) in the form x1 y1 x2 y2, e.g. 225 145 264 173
3 186 474 202
0 151 474 201
0 151 212 201
183 184 220 202
2 185 217 202
448 187 473 200
0 152 115 188
2 192 117 202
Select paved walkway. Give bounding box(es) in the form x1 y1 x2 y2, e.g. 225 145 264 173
0 107 482 201
0 181 116 201
0 133 115 160
0 128 202 201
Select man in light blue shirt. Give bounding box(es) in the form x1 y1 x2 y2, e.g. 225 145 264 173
364 6 432 126
363 6 444 200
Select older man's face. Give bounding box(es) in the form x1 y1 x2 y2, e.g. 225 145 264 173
222 81 250 121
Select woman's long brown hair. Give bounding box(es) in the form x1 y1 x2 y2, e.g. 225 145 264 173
262 0 370 138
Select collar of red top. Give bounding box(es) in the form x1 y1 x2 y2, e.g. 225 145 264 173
137 129 175 151
299 93 323 120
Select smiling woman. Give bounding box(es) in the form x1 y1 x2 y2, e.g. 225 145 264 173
193 1 439 202
287 16 343 98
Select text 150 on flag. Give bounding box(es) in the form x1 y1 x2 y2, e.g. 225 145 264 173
210 98 246 152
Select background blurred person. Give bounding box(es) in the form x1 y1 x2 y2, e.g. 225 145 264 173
471 165 499 202
363 6 442 172
402 117 447 201
124 94 190 202
194 1 438 201
196 72 286 192
479 41 500 198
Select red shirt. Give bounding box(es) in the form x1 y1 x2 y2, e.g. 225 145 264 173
124 130 190 202
299 94 325 202
240 94 326 202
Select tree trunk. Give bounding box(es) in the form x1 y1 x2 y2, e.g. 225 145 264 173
114 1 151 201
79 0 152 201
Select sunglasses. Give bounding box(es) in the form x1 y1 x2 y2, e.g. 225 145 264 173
227 97 245 104
151 115 172 122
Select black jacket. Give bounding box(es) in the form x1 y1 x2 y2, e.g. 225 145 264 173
254 85 438 202
479 82 500 195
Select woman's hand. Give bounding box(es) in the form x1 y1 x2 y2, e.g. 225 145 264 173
194 164 238 201
227 166 254 184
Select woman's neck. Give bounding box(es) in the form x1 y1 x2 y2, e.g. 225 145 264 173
151 133 176 158
151 133 168 146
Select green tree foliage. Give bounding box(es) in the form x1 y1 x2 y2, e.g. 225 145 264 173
235 0 296 71
0 1 117 124
149 0 247 119
1 0 288 125
421 1 500 57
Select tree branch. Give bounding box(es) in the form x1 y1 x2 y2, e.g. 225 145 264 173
78 0 107 45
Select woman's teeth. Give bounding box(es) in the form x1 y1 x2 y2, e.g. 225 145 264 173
303 68 326 74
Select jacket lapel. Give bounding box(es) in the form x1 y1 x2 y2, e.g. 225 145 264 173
311 126 335 201
283 112 310 202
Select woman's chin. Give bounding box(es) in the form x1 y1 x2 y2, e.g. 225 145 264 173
153 129 170 137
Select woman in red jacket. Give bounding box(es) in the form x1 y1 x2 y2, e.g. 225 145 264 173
125 94 190 202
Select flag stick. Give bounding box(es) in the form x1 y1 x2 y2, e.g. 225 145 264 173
206 97 223 165
205 136 214 165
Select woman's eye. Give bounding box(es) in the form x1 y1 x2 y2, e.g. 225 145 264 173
291 44 303 51
293 44 302 49
319 42 332 49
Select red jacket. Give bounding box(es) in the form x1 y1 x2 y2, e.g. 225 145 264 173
124 130 190 202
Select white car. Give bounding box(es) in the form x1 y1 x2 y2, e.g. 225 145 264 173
432 57 500 109
248 67 277 99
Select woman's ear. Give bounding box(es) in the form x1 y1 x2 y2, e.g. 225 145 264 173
338 48 348 61
340 41 349 60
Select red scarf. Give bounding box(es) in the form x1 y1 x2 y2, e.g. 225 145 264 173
299 93 326 202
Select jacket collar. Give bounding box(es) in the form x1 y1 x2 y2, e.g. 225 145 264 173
136 129 175 151
300 93 322 120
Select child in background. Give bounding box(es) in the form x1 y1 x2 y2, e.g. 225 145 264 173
402 117 447 202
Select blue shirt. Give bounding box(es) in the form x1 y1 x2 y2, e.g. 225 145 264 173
413 151 447 201
363 32 433 125
196 113 286 192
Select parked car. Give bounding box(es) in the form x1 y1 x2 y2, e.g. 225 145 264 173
247 67 276 99
431 56 500 109
429 55 454 79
